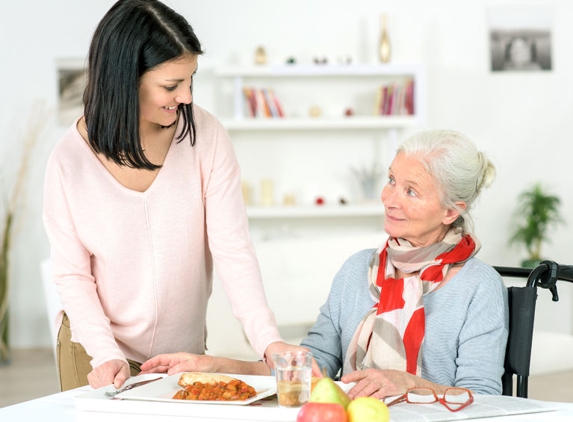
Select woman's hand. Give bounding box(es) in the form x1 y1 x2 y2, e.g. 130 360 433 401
264 342 323 377
140 353 220 375
87 359 130 389
341 369 415 399
140 352 270 376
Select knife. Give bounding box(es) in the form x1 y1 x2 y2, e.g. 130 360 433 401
106 376 163 397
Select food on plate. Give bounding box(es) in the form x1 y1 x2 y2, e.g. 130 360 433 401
177 372 237 387
172 372 257 401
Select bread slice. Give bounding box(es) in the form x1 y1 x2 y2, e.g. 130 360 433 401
177 372 238 387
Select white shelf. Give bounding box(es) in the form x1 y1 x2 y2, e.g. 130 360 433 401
222 116 419 131
246 204 384 219
215 63 424 78
216 62 426 127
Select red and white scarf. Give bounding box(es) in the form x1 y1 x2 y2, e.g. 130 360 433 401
343 229 480 376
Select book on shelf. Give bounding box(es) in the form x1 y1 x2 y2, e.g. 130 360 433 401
404 79 414 115
385 84 394 115
242 87 258 118
269 89 285 117
255 89 270 117
242 87 285 119
262 89 279 117
374 78 414 116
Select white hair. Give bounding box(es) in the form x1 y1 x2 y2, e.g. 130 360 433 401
397 129 496 233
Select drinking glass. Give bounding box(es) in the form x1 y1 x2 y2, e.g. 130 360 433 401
272 351 313 408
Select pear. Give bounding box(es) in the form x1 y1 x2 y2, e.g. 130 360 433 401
309 377 351 410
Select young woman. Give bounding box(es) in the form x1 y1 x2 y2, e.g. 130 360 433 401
301 129 508 397
43 0 307 391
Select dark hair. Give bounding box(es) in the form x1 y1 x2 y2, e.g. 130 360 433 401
83 0 203 170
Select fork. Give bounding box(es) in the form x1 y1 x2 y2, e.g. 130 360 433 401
105 376 163 397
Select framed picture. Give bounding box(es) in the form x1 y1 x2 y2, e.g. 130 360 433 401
488 6 552 72
57 58 86 126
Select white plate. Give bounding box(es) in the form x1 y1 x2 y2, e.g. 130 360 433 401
114 372 276 405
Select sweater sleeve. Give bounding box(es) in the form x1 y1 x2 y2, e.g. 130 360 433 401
201 114 282 357
423 260 508 395
300 273 345 379
301 249 375 379
42 141 126 367
453 265 508 394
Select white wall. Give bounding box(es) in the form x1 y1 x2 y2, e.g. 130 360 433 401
2 0 573 351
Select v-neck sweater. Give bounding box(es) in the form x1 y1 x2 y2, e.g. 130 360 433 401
43 105 281 368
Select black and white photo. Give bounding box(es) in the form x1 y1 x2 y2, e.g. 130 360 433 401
488 6 552 72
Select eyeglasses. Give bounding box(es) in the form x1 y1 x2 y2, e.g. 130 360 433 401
386 387 474 412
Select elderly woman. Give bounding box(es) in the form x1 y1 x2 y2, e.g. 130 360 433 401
142 129 508 398
300 129 508 398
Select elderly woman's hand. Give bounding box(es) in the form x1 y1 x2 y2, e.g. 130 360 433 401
341 368 417 399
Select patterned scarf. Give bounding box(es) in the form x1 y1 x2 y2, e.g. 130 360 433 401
343 229 481 376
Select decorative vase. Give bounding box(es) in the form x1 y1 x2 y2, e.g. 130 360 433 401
378 14 391 63
254 46 267 65
351 163 384 202
360 178 379 201
260 179 275 206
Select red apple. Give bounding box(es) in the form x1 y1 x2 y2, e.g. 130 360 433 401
297 402 348 422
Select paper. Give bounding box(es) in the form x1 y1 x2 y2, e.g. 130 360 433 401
386 394 559 421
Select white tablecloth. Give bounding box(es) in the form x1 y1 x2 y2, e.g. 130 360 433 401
1 381 573 422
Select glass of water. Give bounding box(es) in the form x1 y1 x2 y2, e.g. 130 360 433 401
273 351 313 408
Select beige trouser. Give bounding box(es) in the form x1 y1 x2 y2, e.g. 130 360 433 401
57 313 141 391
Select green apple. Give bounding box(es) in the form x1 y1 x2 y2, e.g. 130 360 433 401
347 397 390 422
309 377 351 410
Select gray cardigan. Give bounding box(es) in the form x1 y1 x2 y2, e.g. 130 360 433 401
301 249 509 395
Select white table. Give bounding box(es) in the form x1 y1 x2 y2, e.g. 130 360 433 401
1 379 573 422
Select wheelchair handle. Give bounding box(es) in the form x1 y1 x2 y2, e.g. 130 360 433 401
532 261 573 302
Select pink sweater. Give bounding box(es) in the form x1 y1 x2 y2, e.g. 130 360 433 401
43 105 281 368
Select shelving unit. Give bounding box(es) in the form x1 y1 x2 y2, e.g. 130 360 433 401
215 63 426 127
213 63 426 224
